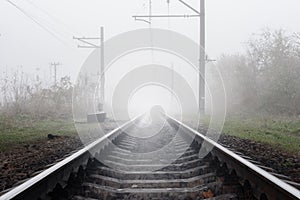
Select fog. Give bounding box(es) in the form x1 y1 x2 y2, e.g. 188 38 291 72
1 0 300 118
1 0 300 80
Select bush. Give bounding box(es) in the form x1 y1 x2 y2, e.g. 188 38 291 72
210 29 300 116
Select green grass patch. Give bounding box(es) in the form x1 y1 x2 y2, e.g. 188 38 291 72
0 115 77 152
204 115 300 155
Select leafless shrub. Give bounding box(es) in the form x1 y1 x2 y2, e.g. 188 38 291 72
0 68 73 119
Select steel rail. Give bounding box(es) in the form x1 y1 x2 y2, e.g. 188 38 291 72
166 114 300 200
1 113 299 200
0 115 142 200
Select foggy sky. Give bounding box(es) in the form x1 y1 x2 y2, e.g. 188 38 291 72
0 0 300 81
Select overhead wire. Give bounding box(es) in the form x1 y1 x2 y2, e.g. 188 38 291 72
134 0 150 24
167 0 170 28
24 0 75 35
167 0 175 107
6 0 69 47
134 0 147 17
149 0 154 63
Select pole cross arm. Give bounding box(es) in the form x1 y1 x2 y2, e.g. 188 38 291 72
73 36 101 48
132 14 200 18
77 45 100 49
73 37 101 40
178 0 200 14
134 17 151 24
132 0 206 115
76 38 100 48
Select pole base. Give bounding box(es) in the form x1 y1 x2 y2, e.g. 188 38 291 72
87 112 106 123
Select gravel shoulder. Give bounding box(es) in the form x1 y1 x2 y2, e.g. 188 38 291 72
0 136 82 192
218 135 300 184
0 120 120 194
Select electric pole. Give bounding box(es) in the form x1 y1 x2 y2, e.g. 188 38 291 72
100 27 105 109
73 27 105 111
50 62 61 86
133 0 206 115
199 0 205 114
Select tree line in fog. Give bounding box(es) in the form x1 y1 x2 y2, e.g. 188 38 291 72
209 29 300 116
0 29 299 119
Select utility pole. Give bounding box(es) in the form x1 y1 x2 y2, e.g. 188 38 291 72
73 27 105 111
100 27 105 108
133 0 206 115
199 0 205 114
50 62 60 86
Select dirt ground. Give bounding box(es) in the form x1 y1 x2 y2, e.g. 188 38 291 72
0 128 299 195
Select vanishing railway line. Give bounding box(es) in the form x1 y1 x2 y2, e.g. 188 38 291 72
0 113 299 200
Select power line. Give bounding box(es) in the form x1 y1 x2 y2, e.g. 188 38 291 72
178 0 200 14
133 0 206 115
24 0 75 35
5 0 68 46
133 14 200 18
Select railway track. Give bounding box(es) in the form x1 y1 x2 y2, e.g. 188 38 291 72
0 113 299 200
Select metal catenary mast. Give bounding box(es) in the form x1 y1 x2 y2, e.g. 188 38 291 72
133 0 206 114
73 27 105 112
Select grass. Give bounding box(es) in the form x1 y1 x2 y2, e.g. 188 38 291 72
1 114 299 155
0 115 77 152
202 115 300 155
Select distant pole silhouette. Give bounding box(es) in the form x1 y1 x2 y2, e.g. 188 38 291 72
50 62 61 86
